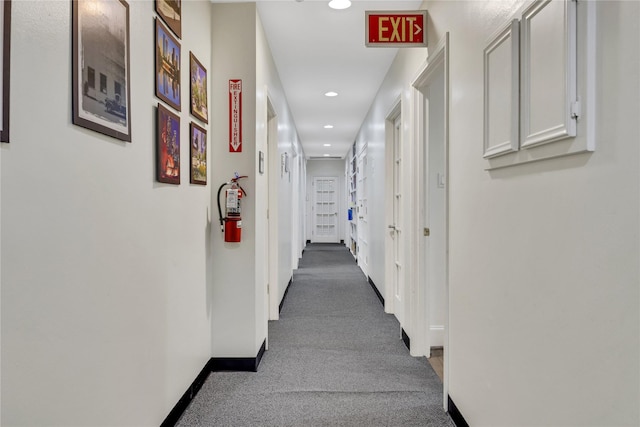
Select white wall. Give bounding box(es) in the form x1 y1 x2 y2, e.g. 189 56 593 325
255 7 303 315
357 0 640 425
357 43 428 325
210 2 259 358
445 1 639 424
306 159 346 243
1 1 213 425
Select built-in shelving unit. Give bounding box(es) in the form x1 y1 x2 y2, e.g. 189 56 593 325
348 142 357 258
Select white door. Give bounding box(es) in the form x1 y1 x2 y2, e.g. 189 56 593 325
423 64 447 350
412 35 450 409
356 148 369 276
312 176 339 243
391 116 405 327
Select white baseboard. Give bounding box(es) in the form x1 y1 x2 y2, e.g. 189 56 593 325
430 325 444 348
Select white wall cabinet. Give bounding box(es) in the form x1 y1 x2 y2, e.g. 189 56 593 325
483 19 520 158
483 0 592 169
520 0 577 148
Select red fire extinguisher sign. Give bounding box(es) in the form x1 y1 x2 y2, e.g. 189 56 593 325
229 79 242 153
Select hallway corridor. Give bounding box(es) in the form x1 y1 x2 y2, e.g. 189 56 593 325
176 244 452 426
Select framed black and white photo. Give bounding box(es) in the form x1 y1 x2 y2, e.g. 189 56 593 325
72 0 132 142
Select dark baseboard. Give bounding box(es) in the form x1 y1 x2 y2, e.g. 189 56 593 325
161 340 267 426
448 396 469 427
160 358 214 427
401 328 410 350
279 276 293 313
367 276 384 306
255 339 266 369
211 339 266 373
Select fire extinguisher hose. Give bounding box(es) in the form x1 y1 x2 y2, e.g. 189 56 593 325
216 182 227 232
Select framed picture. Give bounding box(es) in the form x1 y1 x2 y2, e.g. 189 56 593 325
155 0 181 39
72 0 132 142
189 52 208 124
0 0 11 143
157 103 180 184
155 19 181 111
190 122 207 185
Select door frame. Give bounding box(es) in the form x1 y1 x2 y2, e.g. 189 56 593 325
410 33 450 409
267 98 279 321
356 145 369 277
311 176 339 243
384 99 403 318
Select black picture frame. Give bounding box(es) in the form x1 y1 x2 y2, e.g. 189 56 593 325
72 0 132 142
155 19 181 112
0 0 11 143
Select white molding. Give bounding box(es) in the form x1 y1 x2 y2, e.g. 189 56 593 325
409 32 449 364
409 32 451 410
483 19 520 158
384 101 401 315
486 0 594 170
520 0 577 149
267 95 279 322
430 325 445 347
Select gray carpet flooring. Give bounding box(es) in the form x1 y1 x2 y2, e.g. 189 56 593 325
176 243 453 426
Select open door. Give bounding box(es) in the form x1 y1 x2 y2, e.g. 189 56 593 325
411 34 450 409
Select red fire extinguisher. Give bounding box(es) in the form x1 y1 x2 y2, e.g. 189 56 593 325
217 173 248 243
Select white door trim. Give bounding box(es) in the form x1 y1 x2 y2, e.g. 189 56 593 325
356 147 369 277
410 33 450 410
384 98 401 315
312 176 339 243
267 98 279 322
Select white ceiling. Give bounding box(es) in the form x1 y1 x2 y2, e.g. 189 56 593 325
212 0 423 159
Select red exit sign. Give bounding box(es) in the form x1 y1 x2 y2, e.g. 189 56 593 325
366 11 427 47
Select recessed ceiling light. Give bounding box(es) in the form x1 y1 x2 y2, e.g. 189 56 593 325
323 143 332 147
328 0 351 10
324 125 334 129
324 91 338 97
